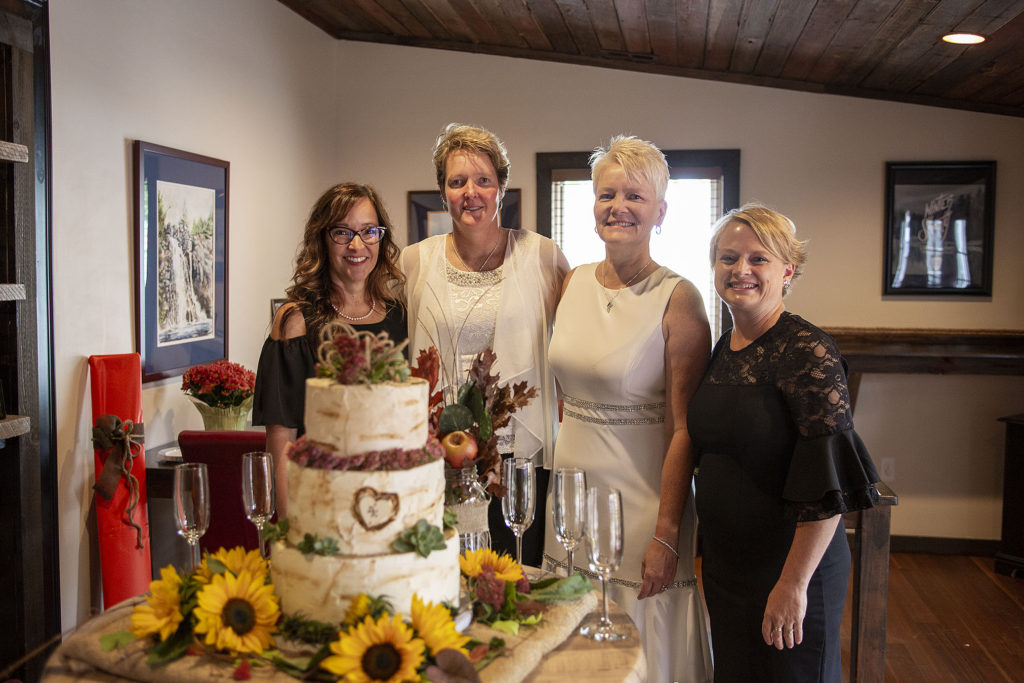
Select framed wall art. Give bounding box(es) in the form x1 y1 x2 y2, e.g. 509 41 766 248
134 141 229 382
883 161 995 296
407 188 521 244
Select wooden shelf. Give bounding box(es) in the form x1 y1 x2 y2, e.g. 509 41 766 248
0 283 26 301
0 415 30 440
0 140 29 163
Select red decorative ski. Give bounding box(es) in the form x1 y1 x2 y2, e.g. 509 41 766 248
88 353 152 608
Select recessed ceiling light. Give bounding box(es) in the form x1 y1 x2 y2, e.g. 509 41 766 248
942 33 985 45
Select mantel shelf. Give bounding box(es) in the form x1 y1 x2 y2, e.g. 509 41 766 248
0 140 29 163
0 283 26 301
0 415 30 440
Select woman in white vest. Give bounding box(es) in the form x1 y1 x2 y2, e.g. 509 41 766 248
401 123 568 565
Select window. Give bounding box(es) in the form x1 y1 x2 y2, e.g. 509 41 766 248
537 150 740 339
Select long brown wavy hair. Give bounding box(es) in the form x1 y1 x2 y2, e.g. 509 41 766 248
284 182 404 344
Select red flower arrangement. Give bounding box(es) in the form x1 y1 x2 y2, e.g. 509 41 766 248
181 360 256 408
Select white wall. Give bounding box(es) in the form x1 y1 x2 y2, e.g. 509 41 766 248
49 0 338 629
331 41 1024 542
48 2 1024 631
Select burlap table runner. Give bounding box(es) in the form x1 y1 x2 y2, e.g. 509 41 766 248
43 590 599 682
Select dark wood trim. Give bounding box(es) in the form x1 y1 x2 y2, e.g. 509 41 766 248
825 327 1024 376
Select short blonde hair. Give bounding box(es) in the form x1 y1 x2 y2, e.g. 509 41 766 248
432 123 510 194
709 203 808 292
590 135 669 200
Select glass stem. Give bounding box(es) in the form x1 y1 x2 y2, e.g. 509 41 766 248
190 541 200 571
601 575 610 625
515 533 523 566
566 548 575 577
255 523 266 559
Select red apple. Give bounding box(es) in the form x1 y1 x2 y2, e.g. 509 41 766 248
441 430 478 468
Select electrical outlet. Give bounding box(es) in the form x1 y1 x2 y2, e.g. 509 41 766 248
880 457 896 482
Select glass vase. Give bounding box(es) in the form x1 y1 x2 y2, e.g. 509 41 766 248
188 395 253 431
444 464 491 553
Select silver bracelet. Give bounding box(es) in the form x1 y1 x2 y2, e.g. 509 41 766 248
652 535 679 557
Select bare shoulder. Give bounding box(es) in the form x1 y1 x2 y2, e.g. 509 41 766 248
272 302 307 341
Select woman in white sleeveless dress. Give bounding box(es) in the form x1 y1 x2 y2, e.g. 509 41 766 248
543 136 714 682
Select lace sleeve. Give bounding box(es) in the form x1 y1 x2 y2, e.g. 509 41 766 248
776 326 853 439
776 322 879 520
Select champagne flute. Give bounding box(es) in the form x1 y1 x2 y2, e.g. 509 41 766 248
501 457 536 567
552 467 587 577
579 486 630 641
242 451 275 559
174 462 210 570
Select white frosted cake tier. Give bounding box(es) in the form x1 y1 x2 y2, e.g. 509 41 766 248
303 377 428 456
270 530 461 623
285 457 445 555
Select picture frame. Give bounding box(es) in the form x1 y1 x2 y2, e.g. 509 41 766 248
407 188 521 244
883 161 995 296
133 141 229 382
270 298 287 324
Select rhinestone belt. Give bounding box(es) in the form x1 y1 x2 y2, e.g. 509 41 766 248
562 394 665 426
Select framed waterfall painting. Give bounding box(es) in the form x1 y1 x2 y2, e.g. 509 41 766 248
134 141 229 382
883 161 995 296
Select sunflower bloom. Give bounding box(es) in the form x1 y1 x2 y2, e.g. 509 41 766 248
321 612 425 682
131 565 184 640
410 594 469 656
459 548 524 583
344 593 372 627
193 569 279 654
210 546 268 581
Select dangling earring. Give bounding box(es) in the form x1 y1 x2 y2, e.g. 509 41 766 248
594 225 599 233
440 194 448 211
655 225 662 235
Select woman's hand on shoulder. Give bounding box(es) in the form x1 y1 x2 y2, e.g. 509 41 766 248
271 302 306 341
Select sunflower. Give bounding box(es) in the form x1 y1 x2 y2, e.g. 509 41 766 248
344 593 372 627
410 594 469 657
193 569 279 654
131 565 184 640
459 548 524 583
321 612 425 682
195 546 268 585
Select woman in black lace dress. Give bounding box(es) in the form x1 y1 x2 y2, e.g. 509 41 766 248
688 204 879 682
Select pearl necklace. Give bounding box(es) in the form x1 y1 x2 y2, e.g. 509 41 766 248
331 299 376 321
450 230 503 272
601 258 654 312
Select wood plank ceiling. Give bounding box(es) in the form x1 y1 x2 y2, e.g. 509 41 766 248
279 0 1024 118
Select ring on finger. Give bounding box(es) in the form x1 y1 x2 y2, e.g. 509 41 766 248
773 626 783 633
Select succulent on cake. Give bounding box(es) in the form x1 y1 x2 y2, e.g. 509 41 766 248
316 321 411 384
411 347 537 496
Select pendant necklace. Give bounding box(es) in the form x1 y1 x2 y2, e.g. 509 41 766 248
602 258 654 312
450 230 503 272
331 299 376 321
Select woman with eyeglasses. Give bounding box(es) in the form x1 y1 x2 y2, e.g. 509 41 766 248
253 182 406 514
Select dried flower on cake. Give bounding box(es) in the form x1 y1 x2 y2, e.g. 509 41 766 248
316 321 410 384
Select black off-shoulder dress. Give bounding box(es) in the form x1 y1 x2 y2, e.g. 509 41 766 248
252 304 408 434
688 312 879 683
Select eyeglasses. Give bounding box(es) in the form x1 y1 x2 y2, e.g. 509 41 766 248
327 226 387 245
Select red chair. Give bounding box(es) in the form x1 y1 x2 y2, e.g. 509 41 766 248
177 430 267 554
89 354 153 608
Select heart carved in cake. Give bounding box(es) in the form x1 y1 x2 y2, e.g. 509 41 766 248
353 486 400 531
